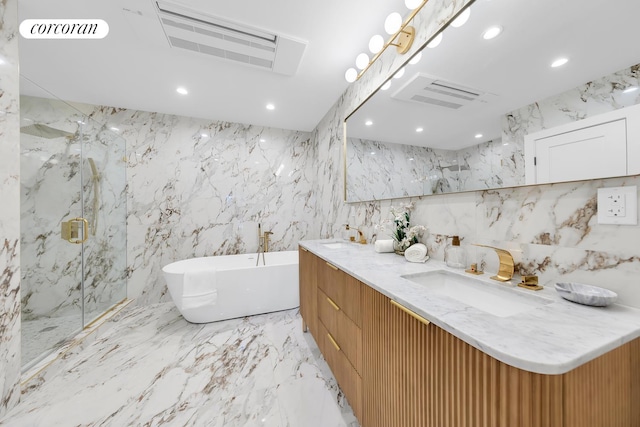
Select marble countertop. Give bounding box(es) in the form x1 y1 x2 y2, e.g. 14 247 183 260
299 239 640 375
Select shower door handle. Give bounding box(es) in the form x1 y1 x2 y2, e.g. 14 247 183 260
61 217 89 244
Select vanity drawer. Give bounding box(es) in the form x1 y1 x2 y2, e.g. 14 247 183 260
317 288 362 375
318 260 362 327
317 320 363 422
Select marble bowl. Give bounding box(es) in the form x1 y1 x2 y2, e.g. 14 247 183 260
555 282 617 307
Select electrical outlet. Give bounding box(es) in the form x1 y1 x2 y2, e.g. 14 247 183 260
597 186 637 225
606 193 626 217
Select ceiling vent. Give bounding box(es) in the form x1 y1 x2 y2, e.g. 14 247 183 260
392 73 497 109
154 1 306 76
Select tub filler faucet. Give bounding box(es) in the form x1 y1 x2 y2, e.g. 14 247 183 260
256 224 273 266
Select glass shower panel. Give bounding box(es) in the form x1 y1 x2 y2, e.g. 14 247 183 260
20 118 84 368
20 94 128 369
81 121 127 324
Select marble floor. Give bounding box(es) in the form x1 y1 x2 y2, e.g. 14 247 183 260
1 303 359 427
21 314 83 369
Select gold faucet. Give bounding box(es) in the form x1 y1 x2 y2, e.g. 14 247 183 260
473 244 514 282
263 231 273 252
355 228 367 244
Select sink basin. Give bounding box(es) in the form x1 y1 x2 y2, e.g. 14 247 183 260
322 242 345 249
401 270 553 317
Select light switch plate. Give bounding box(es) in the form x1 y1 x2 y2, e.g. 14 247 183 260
597 186 637 225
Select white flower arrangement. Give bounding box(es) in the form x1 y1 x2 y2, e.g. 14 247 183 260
382 202 426 252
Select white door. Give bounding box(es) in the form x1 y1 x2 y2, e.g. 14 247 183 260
534 119 627 184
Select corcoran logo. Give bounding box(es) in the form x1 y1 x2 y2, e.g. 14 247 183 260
19 19 109 39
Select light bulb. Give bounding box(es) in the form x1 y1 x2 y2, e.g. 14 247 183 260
409 51 422 65
345 68 357 83
384 12 402 35
405 0 422 9
427 33 443 48
393 67 405 79
451 8 471 28
369 35 384 54
381 81 392 91
356 53 370 70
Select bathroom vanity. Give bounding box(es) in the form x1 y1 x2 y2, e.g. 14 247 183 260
299 240 640 427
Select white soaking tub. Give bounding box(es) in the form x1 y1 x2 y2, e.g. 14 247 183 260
162 251 299 323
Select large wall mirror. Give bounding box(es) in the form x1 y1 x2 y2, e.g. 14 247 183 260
344 0 640 202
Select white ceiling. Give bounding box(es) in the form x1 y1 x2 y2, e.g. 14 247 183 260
18 0 406 132
347 0 640 150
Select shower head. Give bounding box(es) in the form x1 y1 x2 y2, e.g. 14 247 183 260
20 123 75 139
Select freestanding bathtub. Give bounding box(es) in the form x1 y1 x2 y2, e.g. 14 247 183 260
162 251 299 323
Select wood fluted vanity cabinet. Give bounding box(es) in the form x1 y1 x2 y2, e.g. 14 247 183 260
318 258 361 327
360 283 640 427
298 247 318 337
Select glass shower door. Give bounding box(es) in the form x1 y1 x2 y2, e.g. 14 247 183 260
20 94 128 369
20 117 85 368
81 122 127 325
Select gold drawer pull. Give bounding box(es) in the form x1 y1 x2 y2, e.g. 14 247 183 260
327 333 341 351
326 297 340 311
326 262 339 271
390 299 431 326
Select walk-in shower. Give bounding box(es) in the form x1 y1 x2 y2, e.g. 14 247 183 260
20 95 127 369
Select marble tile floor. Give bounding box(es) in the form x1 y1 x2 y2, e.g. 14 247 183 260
1 303 359 427
21 314 83 369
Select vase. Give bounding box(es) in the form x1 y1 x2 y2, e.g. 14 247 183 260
393 241 409 255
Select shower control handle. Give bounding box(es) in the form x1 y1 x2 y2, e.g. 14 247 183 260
61 217 89 244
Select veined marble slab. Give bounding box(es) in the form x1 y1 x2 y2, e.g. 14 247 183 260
300 239 640 375
1 304 359 427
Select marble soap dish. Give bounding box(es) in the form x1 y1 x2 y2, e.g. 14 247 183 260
555 282 617 307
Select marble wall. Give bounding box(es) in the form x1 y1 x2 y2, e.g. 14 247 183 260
0 0 21 417
80 108 317 305
314 1 640 309
346 134 523 201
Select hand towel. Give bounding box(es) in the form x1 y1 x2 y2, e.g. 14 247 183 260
182 268 218 310
375 239 395 253
404 243 429 263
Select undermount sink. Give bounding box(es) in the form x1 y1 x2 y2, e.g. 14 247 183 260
322 242 345 249
401 270 553 317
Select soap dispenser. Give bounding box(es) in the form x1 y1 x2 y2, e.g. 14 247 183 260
445 235 466 268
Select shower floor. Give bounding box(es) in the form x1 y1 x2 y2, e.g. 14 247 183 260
21 314 82 369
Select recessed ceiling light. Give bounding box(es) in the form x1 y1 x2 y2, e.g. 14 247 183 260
381 81 392 91
475 133 483 138
176 87 188 95
365 120 373 126
266 103 275 110
416 127 424 132
623 86 639 93
482 25 503 40
551 57 569 68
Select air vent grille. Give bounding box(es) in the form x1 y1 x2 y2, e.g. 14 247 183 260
393 73 496 109
155 1 305 75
